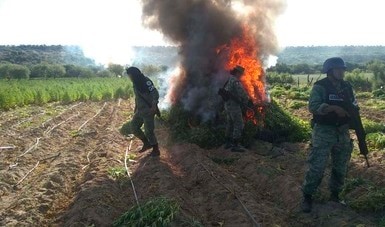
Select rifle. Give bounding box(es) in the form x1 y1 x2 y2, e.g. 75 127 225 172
339 87 370 167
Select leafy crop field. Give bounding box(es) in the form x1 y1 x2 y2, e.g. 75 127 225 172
0 78 133 110
0 83 384 226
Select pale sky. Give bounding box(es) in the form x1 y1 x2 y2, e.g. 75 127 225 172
0 0 384 65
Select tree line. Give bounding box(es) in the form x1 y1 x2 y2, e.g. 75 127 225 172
266 60 385 92
0 63 118 79
277 46 385 65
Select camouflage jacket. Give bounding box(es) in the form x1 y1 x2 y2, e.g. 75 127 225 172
224 76 249 109
133 77 159 115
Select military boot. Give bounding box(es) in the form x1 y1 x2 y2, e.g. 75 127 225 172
301 194 312 213
135 132 152 153
231 139 246 152
150 144 160 157
224 137 234 149
330 191 345 204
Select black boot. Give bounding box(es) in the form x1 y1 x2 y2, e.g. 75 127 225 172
138 142 152 153
150 144 160 157
135 132 151 153
231 139 245 152
301 194 312 213
330 191 345 204
224 137 234 149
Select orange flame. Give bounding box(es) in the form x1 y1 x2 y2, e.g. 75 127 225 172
218 24 267 124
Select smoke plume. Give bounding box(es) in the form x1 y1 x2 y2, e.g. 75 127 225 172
140 0 286 120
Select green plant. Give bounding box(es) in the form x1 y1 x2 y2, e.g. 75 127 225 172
69 130 80 137
288 100 307 109
363 119 385 133
340 177 367 197
210 157 239 165
286 87 310 101
364 99 385 110
113 197 179 227
345 71 372 92
107 166 126 180
366 132 385 150
269 85 287 97
355 91 372 98
260 99 311 142
0 78 132 111
180 218 204 227
348 187 385 212
373 89 385 98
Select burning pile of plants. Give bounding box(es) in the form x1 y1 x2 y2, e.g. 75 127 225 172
154 99 311 149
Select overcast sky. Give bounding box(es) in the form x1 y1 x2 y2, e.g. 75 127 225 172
0 0 384 64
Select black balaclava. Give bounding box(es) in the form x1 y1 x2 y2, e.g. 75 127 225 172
126 67 149 93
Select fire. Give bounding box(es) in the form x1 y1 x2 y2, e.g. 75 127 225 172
217 24 267 124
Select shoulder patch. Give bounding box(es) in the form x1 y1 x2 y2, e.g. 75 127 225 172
146 80 155 92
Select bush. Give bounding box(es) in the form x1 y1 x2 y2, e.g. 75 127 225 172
0 63 30 79
373 89 385 99
266 72 294 85
345 70 372 91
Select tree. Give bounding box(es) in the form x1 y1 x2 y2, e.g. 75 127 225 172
107 63 124 77
9 64 30 79
97 69 114 78
30 63 50 78
0 63 30 79
345 69 372 91
64 64 95 78
267 63 292 74
140 64 167 77
367 60 385 89
292 63 311 74
46 64 66 78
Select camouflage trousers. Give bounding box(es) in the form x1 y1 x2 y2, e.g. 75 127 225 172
224 104 244 140
302 124 353 196
130 111 158 145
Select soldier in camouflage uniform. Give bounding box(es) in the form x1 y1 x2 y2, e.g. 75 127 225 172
126 66 160 157
301 57 356 212
223 65 249 152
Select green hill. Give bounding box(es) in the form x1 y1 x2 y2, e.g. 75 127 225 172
277 46 385 65
0 45 96 66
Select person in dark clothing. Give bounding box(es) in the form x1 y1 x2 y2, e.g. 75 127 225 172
301 57 356 212
126 66 160 157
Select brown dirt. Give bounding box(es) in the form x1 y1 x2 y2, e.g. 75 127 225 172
0 99 384 226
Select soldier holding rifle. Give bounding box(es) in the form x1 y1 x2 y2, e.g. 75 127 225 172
301 57 369 212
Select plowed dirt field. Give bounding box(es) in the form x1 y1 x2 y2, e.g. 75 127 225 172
0 99 384 226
